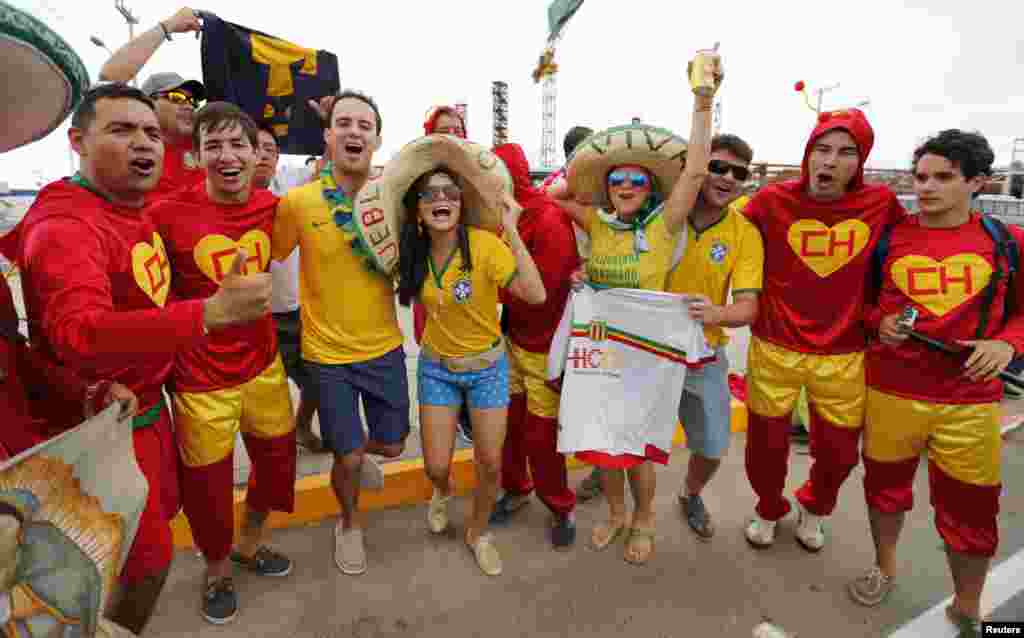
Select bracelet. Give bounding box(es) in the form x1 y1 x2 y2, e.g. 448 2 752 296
159 22 172 41
83 381 108 415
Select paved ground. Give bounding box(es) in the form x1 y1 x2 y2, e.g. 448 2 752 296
148 417 1024 638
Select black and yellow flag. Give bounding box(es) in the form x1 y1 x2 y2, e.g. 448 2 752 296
200 13 340 156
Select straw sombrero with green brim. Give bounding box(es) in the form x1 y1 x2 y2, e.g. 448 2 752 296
566 123 688 203
351 134 513 276
0 1 90 153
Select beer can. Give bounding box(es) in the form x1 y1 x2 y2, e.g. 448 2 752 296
689 43 721 98
898 306 919 330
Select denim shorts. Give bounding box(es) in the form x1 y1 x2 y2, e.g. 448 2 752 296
417 352 510 410
304 347 411 456
678 348 731 459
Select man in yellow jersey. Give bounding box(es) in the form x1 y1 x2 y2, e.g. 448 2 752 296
272 91 408 576
667 134 763 540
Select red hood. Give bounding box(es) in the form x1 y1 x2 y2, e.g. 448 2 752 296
423 105 466 137
800 108 875 191
493 143 549 219
493 143 534 197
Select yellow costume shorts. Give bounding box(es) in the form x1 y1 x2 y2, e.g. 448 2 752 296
508 342 560 419
746 336 864 428
173 355 295 467
864 388 1001 487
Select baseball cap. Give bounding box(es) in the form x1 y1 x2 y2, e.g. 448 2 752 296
140 72 206 101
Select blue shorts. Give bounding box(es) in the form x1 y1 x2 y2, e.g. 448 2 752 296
678 348 731 459
417 352 510 410
304 347 411 456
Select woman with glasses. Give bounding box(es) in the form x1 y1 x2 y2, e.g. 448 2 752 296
388 136 546 576
553 49 723 565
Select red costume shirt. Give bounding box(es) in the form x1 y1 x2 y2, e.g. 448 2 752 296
149 183 278 393
494 143 580 352
866 213 1024 404
15 178 207 413
152 139 204 201
744 109 905 355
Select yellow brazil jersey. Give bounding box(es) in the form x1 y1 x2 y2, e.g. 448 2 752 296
271 181 403 365
584 205 680 291
667 203 764 347
420 227 517 358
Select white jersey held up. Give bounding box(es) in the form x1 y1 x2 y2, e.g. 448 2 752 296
548 286 714 461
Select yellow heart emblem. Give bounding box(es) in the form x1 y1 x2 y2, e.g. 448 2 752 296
890 254 992 317
193 230 271 284
131 233 171 307
787 219 871 278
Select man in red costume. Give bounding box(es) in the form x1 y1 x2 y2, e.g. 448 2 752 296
488 143 580 548
99 6 206 199
7 83 270 635
848 130 1019 636
148 102 296 625
741 108 904 551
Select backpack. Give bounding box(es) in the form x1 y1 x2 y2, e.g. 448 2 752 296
871 215 1019 339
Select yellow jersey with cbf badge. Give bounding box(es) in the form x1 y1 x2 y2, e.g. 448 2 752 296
667 199 764 347
420 227 518 358
584 205 679 291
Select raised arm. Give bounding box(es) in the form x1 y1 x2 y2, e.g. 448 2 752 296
99 7 201 83
500 194 547 305
662 50 723 236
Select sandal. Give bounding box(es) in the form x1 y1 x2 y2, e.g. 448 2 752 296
590 518 628 551
624 527 655 565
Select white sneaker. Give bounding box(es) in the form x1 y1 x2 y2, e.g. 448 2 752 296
360 455 384 490
744 513 777 548
427 488 450 534
795 504 825 552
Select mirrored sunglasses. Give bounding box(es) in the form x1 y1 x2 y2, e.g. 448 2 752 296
607 170 650 188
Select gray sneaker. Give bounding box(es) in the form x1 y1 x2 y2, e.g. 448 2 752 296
201 577 238 625
847 566 893 607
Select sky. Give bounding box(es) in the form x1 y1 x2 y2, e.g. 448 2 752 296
1 0 1023 189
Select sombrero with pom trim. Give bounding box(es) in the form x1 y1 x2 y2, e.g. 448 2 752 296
566 123 688 202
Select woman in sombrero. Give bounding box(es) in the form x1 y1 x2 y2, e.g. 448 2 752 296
375 134 546 576
554 48 723 565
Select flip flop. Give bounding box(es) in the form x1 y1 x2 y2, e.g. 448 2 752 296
624 527 655 565
590 519 627 551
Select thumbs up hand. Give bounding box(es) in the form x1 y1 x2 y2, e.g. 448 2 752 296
202 249 272 332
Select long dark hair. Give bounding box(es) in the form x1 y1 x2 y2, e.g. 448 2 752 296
397 167 473 307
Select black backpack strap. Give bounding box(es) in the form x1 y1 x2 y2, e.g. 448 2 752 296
870 225 894 300
977 215 1018 337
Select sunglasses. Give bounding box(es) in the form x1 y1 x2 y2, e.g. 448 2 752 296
707 159 750 181
418 185 462 203
607 170 650 188
158 90 200 108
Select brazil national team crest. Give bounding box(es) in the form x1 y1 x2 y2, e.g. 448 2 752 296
453 276 473 303
709 241 728 264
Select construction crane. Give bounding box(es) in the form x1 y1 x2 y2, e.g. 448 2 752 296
533 0 583 169
533 32 565 169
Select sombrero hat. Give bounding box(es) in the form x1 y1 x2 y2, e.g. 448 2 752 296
0 0 90 153
566 123 688 203
352 134 512 276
